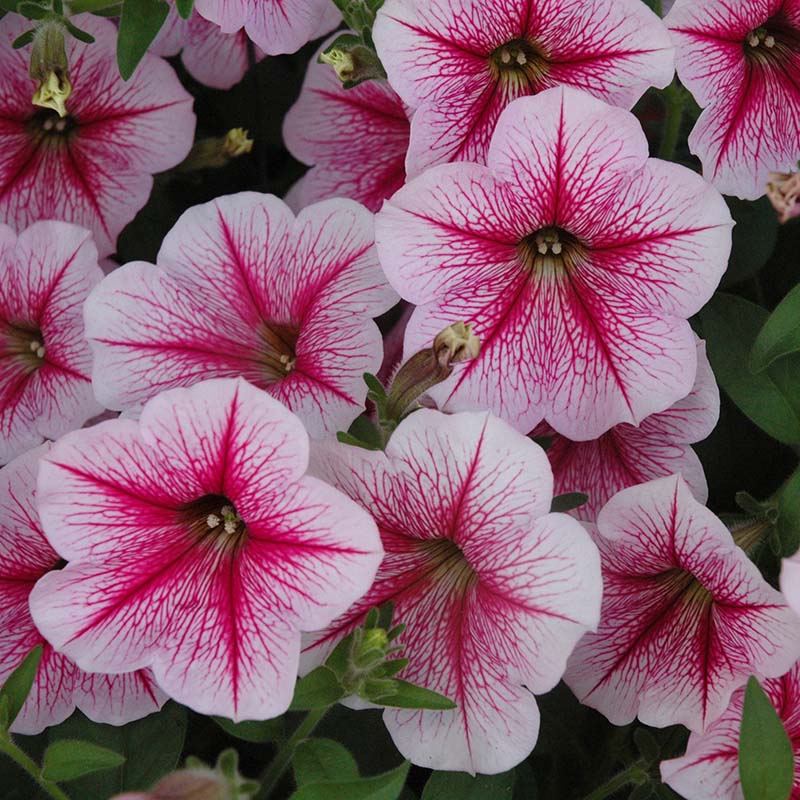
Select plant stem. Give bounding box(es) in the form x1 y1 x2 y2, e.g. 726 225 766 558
254 707 328 800
0 736 71 800
659 82 685 162
581 761 648 800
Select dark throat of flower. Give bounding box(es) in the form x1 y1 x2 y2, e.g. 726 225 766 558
26 109 77 145
489 38 549 89
420 538 478 594
1 321 47 373
518 227 586 277
744 13 800 66
184 494 248 552
257 321 301 384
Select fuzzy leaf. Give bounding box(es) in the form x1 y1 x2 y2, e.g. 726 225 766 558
42 740 125 782
290 667 345 711
422 770 515 800
293 738 359 786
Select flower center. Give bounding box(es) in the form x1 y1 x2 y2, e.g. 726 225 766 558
421 538 477 593
518 227 585 276
26 109 77 143
257 321 300 383
744 14 800 64
489 38 549 87
1 322 46 372
184 494 248 550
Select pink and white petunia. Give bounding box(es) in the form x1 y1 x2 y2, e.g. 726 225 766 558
193 0 340 56
85 192 398 438
0 14 195 258
307 410 602 775
660 661 800 799
150 3 265 90
666 0 800 200
283 36 411 213
1 446 166 734
29 378 383 721
376 87 732 440
782 552 800 618
565 474 800 733
533 339 719 522
372 0 674 175
1 221 103 465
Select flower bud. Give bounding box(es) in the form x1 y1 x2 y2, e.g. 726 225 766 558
29 21 71 118
433 321 480 365
112 768 229 800
319 48 356 83
175 129 255 172
766 171 800 223
318 34 387 88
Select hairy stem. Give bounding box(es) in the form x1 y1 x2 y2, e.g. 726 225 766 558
0 736 71 800
254 707 328 799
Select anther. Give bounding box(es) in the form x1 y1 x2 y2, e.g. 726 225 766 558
42 117 55 131
516 51 527 65
206 514 221 528
36 346 45 359
748 33 760 47
551 241 562 255
54 117 67 133
224 519 237 535
765 35 775 48
500 48 511 64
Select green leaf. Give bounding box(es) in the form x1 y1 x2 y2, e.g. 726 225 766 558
290 761 410 800
16 2 47 19
117 0 169 80
41 740 125 782
11 29 35 48
213 715 282 743
290 667 345 711
0 645 42 731
337 431 381 451
750 283 800 371
422 770 515 800
700 293 800 444
63 19 96 44
777 468 800 557
722 197 779 287
550 492 589 513
47 703 187 799
367 679 456 711
293 738 359 786
175 0 193 17
739 676 794 800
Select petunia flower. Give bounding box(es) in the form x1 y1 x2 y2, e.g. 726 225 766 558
150 3 265 90
375 87 732 440
782 552 800 618
372 0 674 175
283 36 411 214
193 0 340 56
660 661 800 799
0 14 195 258
1 221 103 465
306 410 602 775
1 446 166 734
565 474 800 733
29 378 383 721
666 0 800 200
533 339 719 522
84 192 398 439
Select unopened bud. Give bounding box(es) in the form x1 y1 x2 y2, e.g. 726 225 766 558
320 48 355 83
353 627 390 670
222 128 253 158
433 322 480 366
112 768 229 800
29 21 71 118
766 171 800 223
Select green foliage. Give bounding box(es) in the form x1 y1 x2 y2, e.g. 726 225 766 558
293 738 359 785
175 0 193 18
700 293 800 444
117 0 169 80
289 760 409 800
550 492 589 513
40 740 124 782
777 468 800 556
0 646 42 732
739 677 794 800
213 716 283 743
422 770 515 800
750 283 800 371
290 667 347 711
46 704 187 799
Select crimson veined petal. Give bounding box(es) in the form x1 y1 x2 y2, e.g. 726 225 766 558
85 192 398 438
306 409 602 775
533 338 719 522
193 0 340 55
660 660 800 799
373 0 674 174
283 35 411 213
0 221 104 464
150 1 265 89
666 0 800 199
376 87 732 439
0 15 195 257
565 474 800 733
29 378 382 721
0 446 166 734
